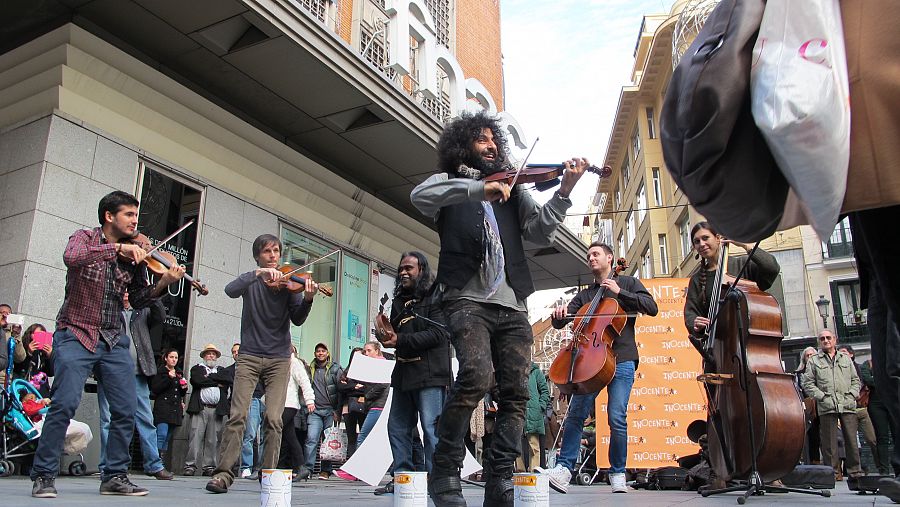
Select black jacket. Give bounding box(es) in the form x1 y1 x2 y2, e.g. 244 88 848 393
150 367 188 426
124 300 166 378
186 363 231 416
551 274 659 365
390 290 451 391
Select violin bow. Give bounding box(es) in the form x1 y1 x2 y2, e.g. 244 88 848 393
141 219 195 258
506 136 540 190
280 248 341 278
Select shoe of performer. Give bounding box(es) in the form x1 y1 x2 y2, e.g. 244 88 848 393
609 472 627 493
428 473 467 507
374 480 394 495
205 475 229 494
483 473 514 507
540 464 571 494
879 476 900 503
147 468 174 480
240 468 251 479
32 476 58 498
99 474 149 496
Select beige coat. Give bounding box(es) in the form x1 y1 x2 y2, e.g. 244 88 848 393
840 0 900 213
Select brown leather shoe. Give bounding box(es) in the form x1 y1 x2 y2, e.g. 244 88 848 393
835 471 844 482
148 468 174 480
205 477 228 493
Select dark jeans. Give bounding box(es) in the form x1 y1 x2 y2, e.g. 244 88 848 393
868 396 894 474
278 407 304 470
850 206 900 475
32 329 137 480
433 299 532 477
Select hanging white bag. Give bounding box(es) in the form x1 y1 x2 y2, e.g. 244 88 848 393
750 0 850 240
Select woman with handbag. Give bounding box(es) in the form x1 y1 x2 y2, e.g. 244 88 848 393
150 349 188 461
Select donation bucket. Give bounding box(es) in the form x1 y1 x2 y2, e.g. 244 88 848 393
513 472 549 507
394 471 428 507
260 469 292 507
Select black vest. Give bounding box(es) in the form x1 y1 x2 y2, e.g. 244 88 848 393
435 189 534 301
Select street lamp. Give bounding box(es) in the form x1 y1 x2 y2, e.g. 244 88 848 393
815 295 831 328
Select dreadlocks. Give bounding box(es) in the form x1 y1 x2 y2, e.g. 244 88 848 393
393 251 434 300
436 111 510 176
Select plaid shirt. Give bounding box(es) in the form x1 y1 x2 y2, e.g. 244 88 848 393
56 228 157 353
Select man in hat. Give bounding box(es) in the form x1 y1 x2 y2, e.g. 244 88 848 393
183 343 229 476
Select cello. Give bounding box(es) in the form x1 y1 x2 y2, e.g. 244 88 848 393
697 243 807 492
549 258 628 395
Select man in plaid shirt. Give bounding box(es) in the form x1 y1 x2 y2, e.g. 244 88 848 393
31 191 184 499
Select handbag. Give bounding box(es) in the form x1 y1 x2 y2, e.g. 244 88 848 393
661 0 788 243
751 0 850 240
319 423 347 462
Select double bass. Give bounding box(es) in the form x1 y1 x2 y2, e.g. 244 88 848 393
549 258 628 395
698 244 806 486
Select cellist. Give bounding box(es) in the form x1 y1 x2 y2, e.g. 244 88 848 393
540 242 658 494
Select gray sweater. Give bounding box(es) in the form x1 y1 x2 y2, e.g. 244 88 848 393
225 271 313 358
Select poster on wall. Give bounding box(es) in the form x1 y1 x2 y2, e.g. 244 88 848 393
593 278 707 469
340 255 370 360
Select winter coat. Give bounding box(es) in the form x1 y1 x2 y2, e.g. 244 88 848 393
801 351 861 416
524 363 550 435
150 367 188 426
186 363 231 417
390 290 451 391
124 301 165 378
285 356 315 410
309 359 343 410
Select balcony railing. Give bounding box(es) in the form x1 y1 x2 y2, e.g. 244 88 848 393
823 239 853 259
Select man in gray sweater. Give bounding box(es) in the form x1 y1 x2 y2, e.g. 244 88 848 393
205 234 318 493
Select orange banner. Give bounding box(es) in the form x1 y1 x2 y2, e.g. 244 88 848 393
594 278 707 469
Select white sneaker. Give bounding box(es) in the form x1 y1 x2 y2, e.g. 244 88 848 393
610 472 627 493
541 464 571 494
240 469 251 479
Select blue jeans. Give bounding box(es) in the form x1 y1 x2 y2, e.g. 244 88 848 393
356 408 382 449
557 360 636 474
156 423 171 451
98 374 164 473
304 407 335 471
388 386 445 473
31 329 137 480
240 397 266 472
434 300 532 476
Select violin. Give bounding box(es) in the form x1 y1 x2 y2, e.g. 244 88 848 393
264 265 333 297
483 163 612 191
549 257 628 395
123 233 209 296
374 293 394 344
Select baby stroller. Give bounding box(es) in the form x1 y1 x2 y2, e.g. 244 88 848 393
573 428 601 486
1 339 88 477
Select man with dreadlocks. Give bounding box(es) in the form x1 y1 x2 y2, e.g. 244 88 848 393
410 111 590 507
375 251 450 493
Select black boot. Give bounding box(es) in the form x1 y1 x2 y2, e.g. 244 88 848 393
483 472 514 507
429 473 467 507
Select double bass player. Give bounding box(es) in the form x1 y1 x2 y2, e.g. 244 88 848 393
540 242 658 494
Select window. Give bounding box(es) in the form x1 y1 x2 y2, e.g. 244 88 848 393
281 227 339 361
652 167 663 206
621 158 631 189
614 185 621 211
646 107 656 139
626 210 636 250
631 126 641 160
636 183 647 225
679 217 692 260
823 216 853 259
658 234 669 274
618 233 625 261
641 247 653 279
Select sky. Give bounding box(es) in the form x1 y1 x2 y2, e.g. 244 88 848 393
499 0 676 318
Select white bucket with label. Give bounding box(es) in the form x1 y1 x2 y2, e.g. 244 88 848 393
260 469 292 507
394 471 428 507
513 472 549 507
